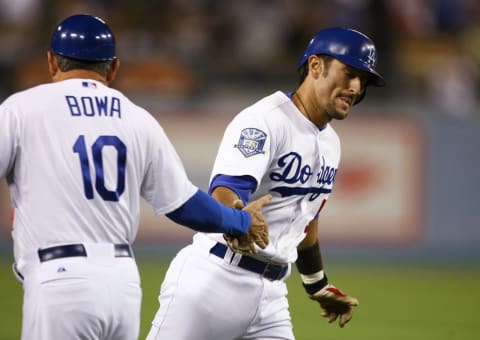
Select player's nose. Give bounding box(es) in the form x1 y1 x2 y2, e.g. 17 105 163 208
349 76 363 95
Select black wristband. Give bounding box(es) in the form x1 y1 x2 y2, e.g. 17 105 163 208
302 273 328 295
296 241 323 275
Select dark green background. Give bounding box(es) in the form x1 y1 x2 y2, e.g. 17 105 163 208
1 256 479 340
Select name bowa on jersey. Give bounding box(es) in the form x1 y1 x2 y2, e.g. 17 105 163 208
65 95 122 118
270 153 337 201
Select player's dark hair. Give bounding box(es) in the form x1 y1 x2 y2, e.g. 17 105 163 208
54 54 114 77
298 55 334 85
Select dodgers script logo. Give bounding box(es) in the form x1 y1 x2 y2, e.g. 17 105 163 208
270 153 337 201
235 128 267 157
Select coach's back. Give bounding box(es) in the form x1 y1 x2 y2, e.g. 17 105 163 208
2 78 193 262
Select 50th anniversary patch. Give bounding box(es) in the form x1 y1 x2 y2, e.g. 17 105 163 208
235 128 267 157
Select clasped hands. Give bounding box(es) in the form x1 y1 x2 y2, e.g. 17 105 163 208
223 196 270 255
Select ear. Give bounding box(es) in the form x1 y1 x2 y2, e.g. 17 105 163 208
307 55 323 79
106 58 120 84
47 51 59 80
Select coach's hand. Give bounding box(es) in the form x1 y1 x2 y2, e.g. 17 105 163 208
224 196 270 254
310 284 359 328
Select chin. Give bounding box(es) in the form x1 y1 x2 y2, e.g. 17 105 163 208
329 100 351 120
327 106 349 120
333 113 348 120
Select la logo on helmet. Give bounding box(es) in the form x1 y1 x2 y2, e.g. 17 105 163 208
366 45 377 68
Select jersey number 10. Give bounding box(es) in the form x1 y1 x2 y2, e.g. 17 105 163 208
73 135 126 202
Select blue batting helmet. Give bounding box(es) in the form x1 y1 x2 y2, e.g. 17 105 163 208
298 27 385 88
50 14 116 61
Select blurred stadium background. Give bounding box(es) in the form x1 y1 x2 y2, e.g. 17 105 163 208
0 0 479 339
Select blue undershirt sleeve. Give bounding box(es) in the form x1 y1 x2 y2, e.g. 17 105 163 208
166 189 251 236
208 174 258 206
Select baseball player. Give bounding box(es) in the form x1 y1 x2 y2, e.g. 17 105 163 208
0 14 271 340
147 27 385 339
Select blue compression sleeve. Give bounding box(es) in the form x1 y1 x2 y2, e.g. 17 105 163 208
208 175 258 206
166 189 251 236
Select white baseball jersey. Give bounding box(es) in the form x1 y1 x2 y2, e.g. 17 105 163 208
205 90 340 264
147 91 341 340
0 78 197 264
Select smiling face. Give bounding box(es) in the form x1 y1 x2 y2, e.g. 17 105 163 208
318 57 369 118
297 55 369 126
323 60 368 119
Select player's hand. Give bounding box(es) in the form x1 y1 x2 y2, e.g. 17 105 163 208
223 233 257 255
224 196 271 254
309 284 359 328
